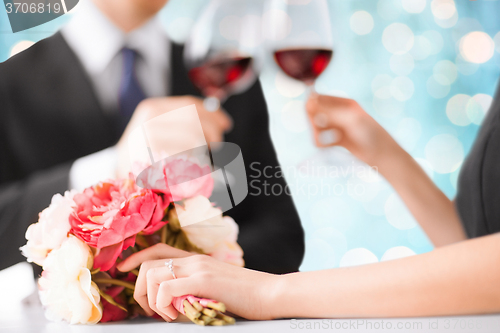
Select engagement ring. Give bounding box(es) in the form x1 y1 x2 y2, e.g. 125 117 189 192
165 259 177 279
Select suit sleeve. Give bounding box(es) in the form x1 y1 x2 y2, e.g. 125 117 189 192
0 86 71 271
237 170 305 274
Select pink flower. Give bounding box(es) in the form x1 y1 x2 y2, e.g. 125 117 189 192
69 179 168 271
135 157 214 201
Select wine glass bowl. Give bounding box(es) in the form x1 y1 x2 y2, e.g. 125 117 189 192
266 0 334 86
184 0 265 111
274 48 333 85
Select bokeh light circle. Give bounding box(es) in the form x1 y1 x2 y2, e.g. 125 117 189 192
495 31 500 53
434 12 458 29
446 94 472 126
466 94 493 125
410 35 432 60
390 76 415 101
424 134 464 173
460 31 495 64
372 74 393 99
433 60 458 86
339 248 378 267
431 0 456 20
381 246 416 261
382 23 415 55
422 30 444 55
432 0 458 29
9 40 35 58
402 0 426 14
350 11 374 36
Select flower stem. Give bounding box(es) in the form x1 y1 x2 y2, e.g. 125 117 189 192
93 278 135 291
160 224 167 244
98 290 128 312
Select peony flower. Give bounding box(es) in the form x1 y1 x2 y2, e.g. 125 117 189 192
179 195 243 266
21 190 78 266
69 179 168 271
38 235 102 324
135 157 214 201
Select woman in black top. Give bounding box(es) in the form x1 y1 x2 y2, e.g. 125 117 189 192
114 88 500 320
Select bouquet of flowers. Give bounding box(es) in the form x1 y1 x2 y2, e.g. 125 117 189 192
20 157 243 326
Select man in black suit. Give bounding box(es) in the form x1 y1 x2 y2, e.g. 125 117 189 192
0 0 304 274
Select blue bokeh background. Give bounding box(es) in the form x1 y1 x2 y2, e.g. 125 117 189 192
1 0 499 271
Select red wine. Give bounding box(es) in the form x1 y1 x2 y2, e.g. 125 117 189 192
274 48 333 83
188 56 253 99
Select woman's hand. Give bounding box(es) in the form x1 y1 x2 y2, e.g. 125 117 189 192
306 94 466 246
306 94 399 166
121 253 280 321
117 243 193 272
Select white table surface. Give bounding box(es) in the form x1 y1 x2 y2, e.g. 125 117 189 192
2 303 500 333
2 264 500 333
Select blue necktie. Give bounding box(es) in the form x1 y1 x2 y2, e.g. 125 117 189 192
118 48 146 133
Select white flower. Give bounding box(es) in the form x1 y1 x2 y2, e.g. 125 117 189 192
38 235 102 324
179 195 243 266
21 190 77 265
210 217 245 267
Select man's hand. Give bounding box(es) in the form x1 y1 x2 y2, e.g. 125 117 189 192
116 96 232 178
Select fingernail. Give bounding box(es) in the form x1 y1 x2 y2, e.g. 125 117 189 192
318 129 339 145
313 113 328 128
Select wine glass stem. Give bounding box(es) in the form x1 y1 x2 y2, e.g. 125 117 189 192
203 96 221 112
307 81 317 98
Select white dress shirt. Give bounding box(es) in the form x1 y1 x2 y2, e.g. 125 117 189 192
63 0 171 190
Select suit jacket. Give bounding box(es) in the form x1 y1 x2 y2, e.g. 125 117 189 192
0 32 304 274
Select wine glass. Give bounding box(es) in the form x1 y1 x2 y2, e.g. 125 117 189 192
267 0 333 88
184 0 265 112
266 0 355 171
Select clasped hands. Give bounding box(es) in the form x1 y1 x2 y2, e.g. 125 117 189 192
114 93 400 321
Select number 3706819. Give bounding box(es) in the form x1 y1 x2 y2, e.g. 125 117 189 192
5 2 63 14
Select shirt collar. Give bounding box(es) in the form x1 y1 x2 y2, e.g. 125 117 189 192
61 0 169 76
